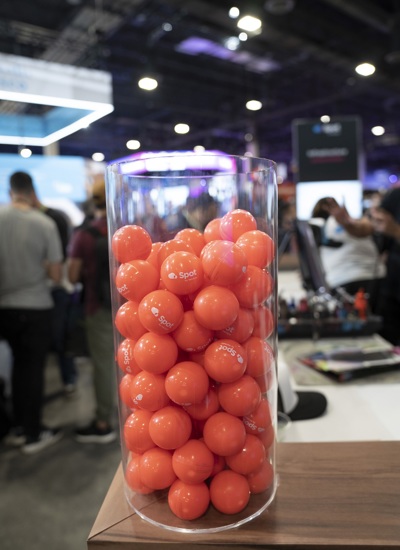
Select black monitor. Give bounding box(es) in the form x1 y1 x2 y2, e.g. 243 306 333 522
294 219 331 294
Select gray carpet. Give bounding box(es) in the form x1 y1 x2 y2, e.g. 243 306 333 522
0 355 121 550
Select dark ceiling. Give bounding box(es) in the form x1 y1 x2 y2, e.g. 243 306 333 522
0 0 400 177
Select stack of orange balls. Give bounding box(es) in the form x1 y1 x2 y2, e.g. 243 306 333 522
112 209 276 521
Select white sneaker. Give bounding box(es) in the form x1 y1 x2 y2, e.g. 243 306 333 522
21 428 63 455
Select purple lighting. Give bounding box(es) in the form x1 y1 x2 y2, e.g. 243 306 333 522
111 150 237 175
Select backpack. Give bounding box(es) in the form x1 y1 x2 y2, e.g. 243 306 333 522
84 226 112 308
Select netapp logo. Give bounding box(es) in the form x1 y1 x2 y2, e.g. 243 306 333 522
312 123 342 136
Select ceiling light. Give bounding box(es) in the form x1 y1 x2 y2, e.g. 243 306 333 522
320 115 331 123
355 62 376 76
19 147 32 158
239 32 248 41
126 139 141 150
194 145 205 152
371 126 385 136
225 36 240 51
162 22 172 32
229 7 240 18
174 123 190 134
246 100 262 111
237 15 262 33
138 77 158 91
92 152 105 162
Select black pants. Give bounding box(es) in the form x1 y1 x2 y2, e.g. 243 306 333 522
0 308 52 439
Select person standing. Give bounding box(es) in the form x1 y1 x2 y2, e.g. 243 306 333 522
0 171 64 454
371 187 400 345
31 187 78 395
67 177 116 443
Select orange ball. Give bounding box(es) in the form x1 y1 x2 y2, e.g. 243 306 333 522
117 338 141 375
184 387 219 421
149 405 192 450
124 409 155 454
138 289 184 334
172 439 214 484
209 470 250 514
243 397 272 436
204 339 247 383
131 371 170 411
203 412 246 457
252 305 275 339
230 266 274 308
146 241 163 269
160 251 203 295
158 239 194 266
219 209 257 242
119 373 135 409
134 332 178 374
236 230 275 268
243 336 275 380
115 260 159 302
125 455 154 494
216 308 255 343
175 228 206 257
112 225 152 264
201 240 247 286
168 480 210 520
172 310 214 352
165 361 209 406
139 447 176 490
218 374 261 417
247 459 274 494
193 285 239 331
115 301 147 341
225 433 266 475
203 218 222 243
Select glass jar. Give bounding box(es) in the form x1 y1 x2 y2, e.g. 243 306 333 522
105 153 278 533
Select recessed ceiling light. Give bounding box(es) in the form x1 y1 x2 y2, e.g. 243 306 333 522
174 123 190 134
19 147 32 158
229 7 240 18
371 125 385 136
246 99 262 111
194 145 205 152
126 139 141 150
238 32 248 41
138 76 158 91
237 15 262 32
355 62 376 76
224 36 240 50
92 152 105 162
320 115 330 123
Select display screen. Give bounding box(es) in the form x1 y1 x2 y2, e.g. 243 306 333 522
296 180 363 219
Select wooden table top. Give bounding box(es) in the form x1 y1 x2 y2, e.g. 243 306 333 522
88 441 400 549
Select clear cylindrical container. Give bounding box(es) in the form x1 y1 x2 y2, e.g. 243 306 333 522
105 153 278 533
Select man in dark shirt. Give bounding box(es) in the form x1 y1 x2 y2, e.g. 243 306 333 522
67 178 116 443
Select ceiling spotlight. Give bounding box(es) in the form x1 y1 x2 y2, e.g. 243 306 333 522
162 22 172 32
246 100 262 111
371 125 385 136
138 76 158 91
126 139 141 150
19 147 32 158
237 15 262 33
225 36 240 50
320 115 331 123
194 145 205 152
229 7 240 18
355 62 376 76
239 32 248 41
174 123 190 134
92 152 105 162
